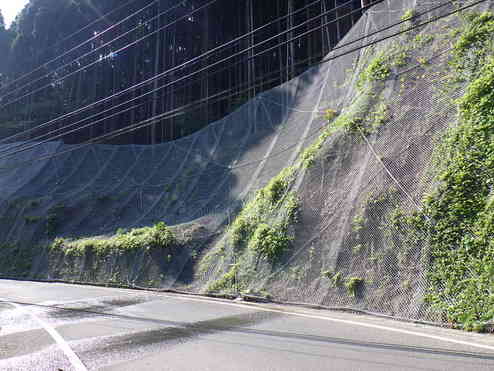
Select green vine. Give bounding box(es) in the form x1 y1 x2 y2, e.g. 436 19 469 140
415 11 494 331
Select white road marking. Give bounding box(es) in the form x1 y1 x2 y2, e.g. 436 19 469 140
4 281 494 354
2 299 88 371
162 293 494 353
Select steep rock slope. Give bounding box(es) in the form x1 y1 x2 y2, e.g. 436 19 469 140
2 0 494 329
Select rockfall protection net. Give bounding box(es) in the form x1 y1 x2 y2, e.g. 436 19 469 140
1 0 491 323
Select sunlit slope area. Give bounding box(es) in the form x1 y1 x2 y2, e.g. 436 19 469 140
2 0 494 331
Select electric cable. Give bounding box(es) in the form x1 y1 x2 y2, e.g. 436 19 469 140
0 51 328 160
0 0 465 157
0 0 369 153
0 0 379 146
0 0 455 153
0 0 484 169
0 0 153 94
0 0 331 106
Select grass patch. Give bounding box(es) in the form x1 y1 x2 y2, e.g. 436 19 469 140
227 167 298 257
206 264 238 293
248 223 292 261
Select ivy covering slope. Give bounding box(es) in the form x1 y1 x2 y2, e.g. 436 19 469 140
418 11 494 331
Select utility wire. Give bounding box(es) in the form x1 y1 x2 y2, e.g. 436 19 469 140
0 0 462 156
0 51 328 160
0 0 197 104
0 0 456 151
0 0 484 169
41 0 488 147
0 0 149 94
0 0 378 146
0 0 330 107
0 0 368 153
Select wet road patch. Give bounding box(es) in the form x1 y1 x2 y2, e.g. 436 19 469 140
76 311 281 368
43 295 152 320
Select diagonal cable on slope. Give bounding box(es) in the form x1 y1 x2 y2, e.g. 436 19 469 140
0 0 331 108
0 0 146 95
1 0 459 152
0 0 466 160
0 0 370 140
0 0 484 173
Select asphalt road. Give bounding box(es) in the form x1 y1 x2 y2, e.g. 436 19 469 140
2 280 494 370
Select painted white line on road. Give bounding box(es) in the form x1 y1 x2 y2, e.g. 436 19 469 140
5 280 494 353
162 293 494 353
2 299 88 371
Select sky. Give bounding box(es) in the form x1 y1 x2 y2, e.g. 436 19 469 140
0 0 29 28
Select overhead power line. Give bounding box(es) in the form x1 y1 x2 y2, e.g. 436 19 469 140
0 0 148 94
0 0 484 169
0 0 372 152
0 0 194 103
0 0 330 107
0 51 329 159
0 0 376 146
0 0 464 156
0 0 456 151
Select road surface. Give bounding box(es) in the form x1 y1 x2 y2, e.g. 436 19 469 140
1 279 494 370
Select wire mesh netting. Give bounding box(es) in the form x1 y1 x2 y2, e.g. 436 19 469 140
1 0 491 324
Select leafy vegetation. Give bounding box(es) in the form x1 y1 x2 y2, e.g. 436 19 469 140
451 11 494 79
322 270 344 288
401 9 417 22
52 222 176 257
228 167 298 254
206 162 301 292
408 11 494 331
207 264 239 293
332 272 343 287
248 223 292 261
357 52 391 89
346 277 364 297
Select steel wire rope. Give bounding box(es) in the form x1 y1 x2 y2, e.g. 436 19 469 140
0 0 330 101
1 0 458 154
0 0 382 153
0 0 484 175
0 35 331 155
0 49 329 159
0 0 459 160
0 0 207 105
0 0 372 144
0 0 331 108
0 0 475 168
0 0 146 95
